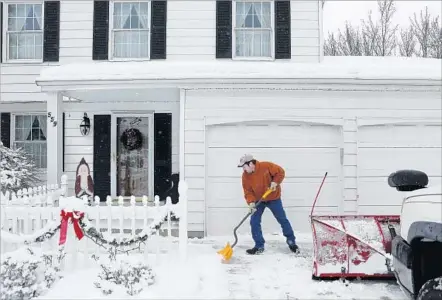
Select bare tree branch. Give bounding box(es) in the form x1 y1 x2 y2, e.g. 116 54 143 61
361 10 379 56
324 32 341 56
376 0 399 56
409 7 431 57
322 0 441 59
398 25 416 57
337 22 363 56
428 16 442 58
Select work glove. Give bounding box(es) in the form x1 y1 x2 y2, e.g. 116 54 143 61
270 181 278 191
248 202 257 213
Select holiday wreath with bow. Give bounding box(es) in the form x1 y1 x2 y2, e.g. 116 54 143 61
120 128 143 151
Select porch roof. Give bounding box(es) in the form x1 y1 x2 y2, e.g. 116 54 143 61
35 56 442 92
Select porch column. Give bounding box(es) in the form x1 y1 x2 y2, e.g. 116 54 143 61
179 89 188 261
46 92 63 186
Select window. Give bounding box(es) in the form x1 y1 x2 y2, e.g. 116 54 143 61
110 1 151 60
5 3 43 61
233 1 274 59
13 114 47 169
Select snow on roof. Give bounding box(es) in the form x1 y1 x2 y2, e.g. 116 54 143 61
36 56 441 83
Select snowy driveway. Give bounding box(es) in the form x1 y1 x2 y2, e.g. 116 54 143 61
199 234 406 300
39 233 407 299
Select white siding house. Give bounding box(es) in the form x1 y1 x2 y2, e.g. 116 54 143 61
1 0 441 238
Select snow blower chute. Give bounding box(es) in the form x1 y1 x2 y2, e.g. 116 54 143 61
310 172 400 279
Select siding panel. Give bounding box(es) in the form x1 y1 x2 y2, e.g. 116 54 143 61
291 1 320 61
167 1 216 60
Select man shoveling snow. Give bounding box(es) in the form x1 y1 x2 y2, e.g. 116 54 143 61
238 154 299 255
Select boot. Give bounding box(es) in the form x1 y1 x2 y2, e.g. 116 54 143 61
246 247 264 255
289 243 300 254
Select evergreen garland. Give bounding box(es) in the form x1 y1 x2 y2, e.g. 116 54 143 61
2 208 178 254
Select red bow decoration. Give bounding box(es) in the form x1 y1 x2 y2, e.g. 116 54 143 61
59 210 85 246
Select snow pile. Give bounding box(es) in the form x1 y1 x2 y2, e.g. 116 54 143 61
0 141 40 194
38 249 230 299
93 251 155 296
36 56 441 83
0 247 63 300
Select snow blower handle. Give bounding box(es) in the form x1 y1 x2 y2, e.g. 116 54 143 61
310 172 328 217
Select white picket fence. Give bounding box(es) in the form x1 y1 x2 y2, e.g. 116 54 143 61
0 174 188 270
0 176 68 206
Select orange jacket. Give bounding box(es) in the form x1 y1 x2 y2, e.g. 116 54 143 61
242 161 285 204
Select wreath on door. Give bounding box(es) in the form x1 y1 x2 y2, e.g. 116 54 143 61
120 128 143 151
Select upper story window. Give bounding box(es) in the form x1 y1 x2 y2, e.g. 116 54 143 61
5 3 43 61
216 0 290 61
233 1 274 59
110 1 151 60
1 1 60 64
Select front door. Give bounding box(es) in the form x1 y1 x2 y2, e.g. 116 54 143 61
111 115 154 200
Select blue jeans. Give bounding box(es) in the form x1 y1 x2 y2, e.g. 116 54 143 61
250 198 296 249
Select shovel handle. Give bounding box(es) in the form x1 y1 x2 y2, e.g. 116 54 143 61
231 189 273 248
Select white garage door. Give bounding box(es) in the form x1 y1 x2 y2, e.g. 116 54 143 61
206 121 343 236
357 124 442 214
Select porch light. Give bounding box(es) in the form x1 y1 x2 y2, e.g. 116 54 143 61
80 113 91 136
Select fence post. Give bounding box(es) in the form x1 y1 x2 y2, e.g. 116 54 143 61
60 174 68 197
154 195 161 266
178 181 188 262
142 195 149 262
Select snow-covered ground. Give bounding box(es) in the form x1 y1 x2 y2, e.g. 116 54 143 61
33 233 406 300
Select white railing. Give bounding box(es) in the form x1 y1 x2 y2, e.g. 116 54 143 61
0 174 188 270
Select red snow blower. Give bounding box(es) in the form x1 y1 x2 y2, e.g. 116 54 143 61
310 172 400 280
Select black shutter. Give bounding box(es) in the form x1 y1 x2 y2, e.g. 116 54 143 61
154 113 172 200
93 115 111 201
62 112 65 172
43 1 60 62
275 0 291 59
216 0 232 59
0 113 11 148
93 0 109 60
150 1 167 59
0 2 3 63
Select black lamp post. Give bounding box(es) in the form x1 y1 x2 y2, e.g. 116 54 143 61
80 113 91 136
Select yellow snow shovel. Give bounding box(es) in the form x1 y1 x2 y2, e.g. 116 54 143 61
217 188 273 262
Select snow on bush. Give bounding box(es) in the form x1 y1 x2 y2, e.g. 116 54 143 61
0 247 63 300
92 248 155 296
0 141 40 194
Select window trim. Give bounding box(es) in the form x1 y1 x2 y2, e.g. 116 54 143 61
232 0 275 61
11 112 48 172
108 0 152 62
2 0 45 64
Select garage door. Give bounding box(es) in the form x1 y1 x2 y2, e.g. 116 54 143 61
206 121 343 236
357 123 442 214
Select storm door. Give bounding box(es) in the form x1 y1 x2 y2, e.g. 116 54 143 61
111 114 154 200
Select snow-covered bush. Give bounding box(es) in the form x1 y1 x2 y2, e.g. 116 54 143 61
93 249 155 296
0 247 63 300
0 141 40 194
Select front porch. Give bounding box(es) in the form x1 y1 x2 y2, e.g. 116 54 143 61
42 86 182 205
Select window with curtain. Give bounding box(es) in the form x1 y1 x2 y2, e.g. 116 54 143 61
234 1 273 58
6 3 43 61
111 1 150 59
13 115 47 169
